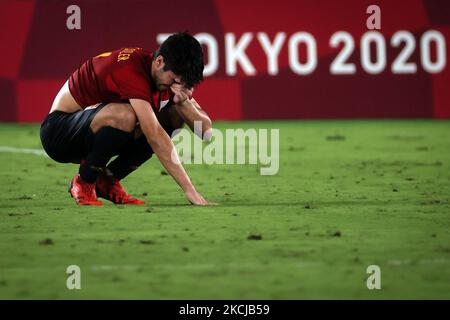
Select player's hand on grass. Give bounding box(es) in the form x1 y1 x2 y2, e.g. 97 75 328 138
184 188 210 206
171 84 193 105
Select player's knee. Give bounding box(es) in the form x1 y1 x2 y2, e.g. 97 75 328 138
107 104 137 133
91 103 137 133
117 105 137 132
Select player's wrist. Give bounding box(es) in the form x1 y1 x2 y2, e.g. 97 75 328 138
183 184 197 195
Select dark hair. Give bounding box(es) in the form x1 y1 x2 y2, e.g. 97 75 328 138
155 32 204 88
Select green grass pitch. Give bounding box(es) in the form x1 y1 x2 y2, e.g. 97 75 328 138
0 120 449 299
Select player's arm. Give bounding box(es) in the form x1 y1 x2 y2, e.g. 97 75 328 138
129 98 208 205
171 84 213 141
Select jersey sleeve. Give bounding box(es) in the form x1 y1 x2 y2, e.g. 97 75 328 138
110 55 152 103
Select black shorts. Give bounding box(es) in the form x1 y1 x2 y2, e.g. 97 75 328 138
40 103 107 163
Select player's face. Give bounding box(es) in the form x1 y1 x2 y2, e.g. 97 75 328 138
157 70 183 91
153 56 184 91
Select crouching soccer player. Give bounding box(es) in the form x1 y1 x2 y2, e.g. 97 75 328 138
40 32 212 206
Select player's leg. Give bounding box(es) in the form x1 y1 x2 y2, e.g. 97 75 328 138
73 102 145 205
105 133 153 180
97 105 185 204
105 104 185 181
79 103 136 183
94 131 150 205
40 103 121 205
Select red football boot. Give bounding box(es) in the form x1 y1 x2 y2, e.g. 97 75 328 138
96 172 145 205
69 174 103 206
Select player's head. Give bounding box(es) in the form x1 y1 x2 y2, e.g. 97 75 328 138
152 32 204 90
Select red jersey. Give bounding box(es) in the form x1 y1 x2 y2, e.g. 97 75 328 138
68 47 173 112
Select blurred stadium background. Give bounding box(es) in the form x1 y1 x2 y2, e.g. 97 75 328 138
1 0 449 122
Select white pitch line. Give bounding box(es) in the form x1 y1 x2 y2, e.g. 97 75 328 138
0 146 49 157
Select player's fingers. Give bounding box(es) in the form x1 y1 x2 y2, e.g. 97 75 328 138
173 84 191 94
170 86 178 94
198 196 209 205
178 92 189 103
180 86 193 95
170 86 186 103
